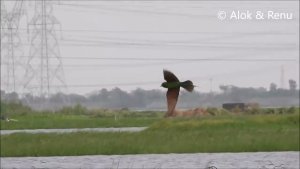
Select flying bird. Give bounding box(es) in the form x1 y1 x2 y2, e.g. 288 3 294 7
161 69 195 117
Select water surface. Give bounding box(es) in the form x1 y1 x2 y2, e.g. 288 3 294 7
1 152 299 169
0 127 147 135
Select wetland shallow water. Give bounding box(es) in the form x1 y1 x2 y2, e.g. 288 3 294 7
0 127 147 135
1 152 299 169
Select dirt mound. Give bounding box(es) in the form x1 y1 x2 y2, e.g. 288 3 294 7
167 108 209 117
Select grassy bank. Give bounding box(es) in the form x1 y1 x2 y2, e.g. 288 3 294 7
1 102 163 129
1 113 299 157
1 113 160 130
1 101 298 130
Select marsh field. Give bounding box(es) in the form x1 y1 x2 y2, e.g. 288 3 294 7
0 102 299 157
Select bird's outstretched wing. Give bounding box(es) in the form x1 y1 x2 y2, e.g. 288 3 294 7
163 69 179 82
166 88 180 116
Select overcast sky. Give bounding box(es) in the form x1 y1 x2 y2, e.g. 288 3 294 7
1 0 299 95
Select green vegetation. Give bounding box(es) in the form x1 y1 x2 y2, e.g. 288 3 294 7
0 102 163 130
1 114 159 130
1 113 299 157
1 101 299 157
1 101 299 130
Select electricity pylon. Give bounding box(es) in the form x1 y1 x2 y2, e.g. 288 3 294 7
1 0 25 93
280 65 285 89
24 0 67 97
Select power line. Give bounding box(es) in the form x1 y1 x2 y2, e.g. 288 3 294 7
2 56 298 62
3 33 296 49
24 81 160 89
1 60 186 68
2 0 298 1
60 38 297 50
54 2 213 18
1 27 296 36
49 57 299 62
4 41 296 51
2 38 297 51
61 33 297 45
22 65 288 89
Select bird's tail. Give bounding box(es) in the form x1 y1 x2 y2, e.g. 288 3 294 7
180 80 195 92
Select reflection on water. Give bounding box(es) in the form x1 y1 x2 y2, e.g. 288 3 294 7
1 152 299 169
0 127 147 135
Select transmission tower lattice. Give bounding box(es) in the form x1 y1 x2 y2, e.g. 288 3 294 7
1 1 25 93
280 65 285 89
24 0 67 96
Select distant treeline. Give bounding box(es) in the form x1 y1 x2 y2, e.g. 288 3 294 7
1 82 299 110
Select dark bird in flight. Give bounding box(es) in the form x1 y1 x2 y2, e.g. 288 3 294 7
161 69 195 117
